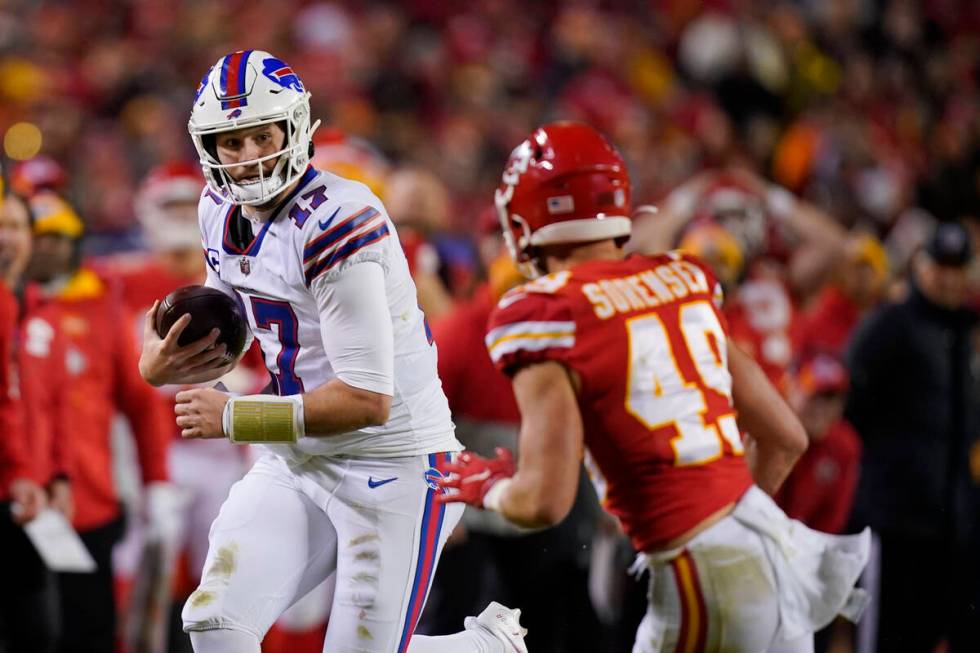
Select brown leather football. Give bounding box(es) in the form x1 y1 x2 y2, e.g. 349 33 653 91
154 285 247 363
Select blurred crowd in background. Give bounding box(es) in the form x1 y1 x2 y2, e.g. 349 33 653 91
0 0 977 250
1 0 979 652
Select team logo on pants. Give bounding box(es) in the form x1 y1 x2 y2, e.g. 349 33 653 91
423 467 445 492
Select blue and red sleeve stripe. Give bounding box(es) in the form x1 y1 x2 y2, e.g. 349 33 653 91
303 206 380 263
304 223 389 286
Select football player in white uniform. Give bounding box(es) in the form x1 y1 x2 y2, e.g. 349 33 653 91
138 50 528 653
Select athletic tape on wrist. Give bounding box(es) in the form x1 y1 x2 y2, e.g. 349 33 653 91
482 477 513 513
222 394 305 444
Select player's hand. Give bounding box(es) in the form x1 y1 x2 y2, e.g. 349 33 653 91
139 300 228 386
175 387 230 439
48 478 74 523
436 448 515 509
8 478 47 524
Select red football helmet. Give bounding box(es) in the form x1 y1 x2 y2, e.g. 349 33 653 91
135 161 204 252
495 122 632 277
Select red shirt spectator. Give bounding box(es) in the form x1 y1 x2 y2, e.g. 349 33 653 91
0 283 32 497
42 268 171 531
796 285 859 356
17 285 73 491
776 420 861 533
776 351 861 533
431 283 519 425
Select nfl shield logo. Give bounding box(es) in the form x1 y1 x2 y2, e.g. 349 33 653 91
239 257 251 275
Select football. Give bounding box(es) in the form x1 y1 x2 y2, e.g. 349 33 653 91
154 285 247 363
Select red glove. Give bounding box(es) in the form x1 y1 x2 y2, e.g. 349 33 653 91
436 448 515 508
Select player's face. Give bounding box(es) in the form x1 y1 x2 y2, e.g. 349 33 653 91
27 233 74 283
840 260 883 307
0 196 32 284
916 256 970 309
214 123 286 184
798 392 844 441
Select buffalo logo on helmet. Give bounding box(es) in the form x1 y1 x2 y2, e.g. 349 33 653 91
262 57 304 92
226 108 243 120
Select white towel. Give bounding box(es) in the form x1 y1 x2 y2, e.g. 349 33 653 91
731 486 871 641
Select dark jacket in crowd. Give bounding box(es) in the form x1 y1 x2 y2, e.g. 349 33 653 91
845 282 979 546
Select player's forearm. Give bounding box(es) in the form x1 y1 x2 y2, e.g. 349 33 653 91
728 339 807 493
494 363 583 528
743 434 801 495
780 199 846 296
494 467 572 529
302 378 392 436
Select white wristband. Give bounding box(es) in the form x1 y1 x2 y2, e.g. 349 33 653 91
222 394 305 444
482 477 513 513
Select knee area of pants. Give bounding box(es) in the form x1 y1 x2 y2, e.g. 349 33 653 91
182 583 232 633
182 543 244 633
182 600 261 644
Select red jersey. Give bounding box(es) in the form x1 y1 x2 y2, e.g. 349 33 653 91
397 228 441 279
45 268 171 530
486 252 752 551
775 420 861 534
431 284 519 424
0 284 31 496
725 266 799 389
796 285 861 356
10 285 73 492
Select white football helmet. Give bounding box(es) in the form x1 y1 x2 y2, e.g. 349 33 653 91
188 50 320 206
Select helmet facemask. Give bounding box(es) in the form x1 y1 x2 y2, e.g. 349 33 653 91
496 185 546 279
191 96 320 207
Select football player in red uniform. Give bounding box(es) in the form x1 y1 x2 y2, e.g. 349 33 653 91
632 169 847 389
438 123 870 652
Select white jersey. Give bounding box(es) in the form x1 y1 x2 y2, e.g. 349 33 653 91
198 167 458 459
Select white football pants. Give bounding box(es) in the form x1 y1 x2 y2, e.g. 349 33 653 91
633 486 870 653
182 451 467 651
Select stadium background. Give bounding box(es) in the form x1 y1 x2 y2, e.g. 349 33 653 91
0 0 978 652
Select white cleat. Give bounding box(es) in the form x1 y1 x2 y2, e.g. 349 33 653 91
464 601 529 653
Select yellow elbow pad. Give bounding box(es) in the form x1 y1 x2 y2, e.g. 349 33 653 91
222 395 305 444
